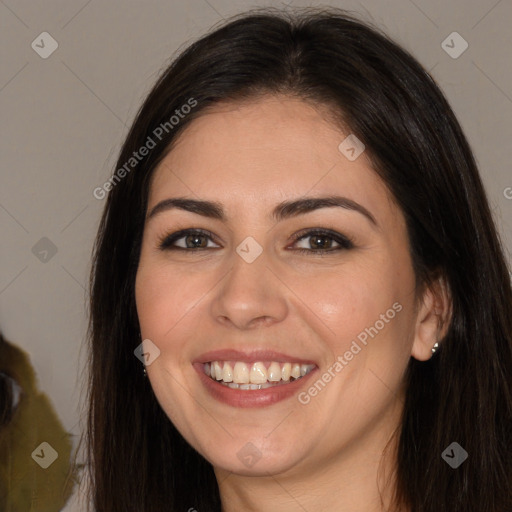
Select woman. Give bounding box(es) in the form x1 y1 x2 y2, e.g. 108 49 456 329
86 7 512 511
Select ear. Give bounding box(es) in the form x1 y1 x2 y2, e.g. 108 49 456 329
411 274 452 361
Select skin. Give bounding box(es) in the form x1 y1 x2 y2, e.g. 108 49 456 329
135 95 450 512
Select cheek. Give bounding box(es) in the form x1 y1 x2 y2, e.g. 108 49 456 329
135 260 207 342
294 266 400 347
135 262 208 441
295 255 415 385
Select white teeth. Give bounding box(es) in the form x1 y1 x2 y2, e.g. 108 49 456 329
204 360 316 388
222 381 276 390
222 362 233 382
291 363 301 379
214 361 223 380
281 362 291 381
268 362 282 381
233 362 250 384
237 383 266 390
250 362 267 384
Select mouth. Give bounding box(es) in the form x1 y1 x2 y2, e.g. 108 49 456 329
193 350 318 408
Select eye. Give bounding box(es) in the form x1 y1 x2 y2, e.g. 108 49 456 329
158 229 220 250
290 228 354 255
158 227 354 255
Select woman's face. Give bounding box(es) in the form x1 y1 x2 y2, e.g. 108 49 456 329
135 95 422 478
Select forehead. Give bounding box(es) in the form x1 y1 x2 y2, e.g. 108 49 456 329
148 95 394 221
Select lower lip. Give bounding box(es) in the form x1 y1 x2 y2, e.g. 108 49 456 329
193 364 317 408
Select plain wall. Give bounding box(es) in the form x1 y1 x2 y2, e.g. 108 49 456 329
1 0 510 509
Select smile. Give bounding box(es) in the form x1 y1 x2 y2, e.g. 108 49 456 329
193 350 318 407
204 360 315 389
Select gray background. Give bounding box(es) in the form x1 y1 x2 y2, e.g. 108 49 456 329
1 0 511 509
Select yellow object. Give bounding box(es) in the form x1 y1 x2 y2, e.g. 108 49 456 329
0 335 79 511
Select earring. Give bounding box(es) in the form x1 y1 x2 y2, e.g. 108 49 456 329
139 331 147 377
431 342 439 355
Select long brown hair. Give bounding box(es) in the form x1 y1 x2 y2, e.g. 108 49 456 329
87 7 512 511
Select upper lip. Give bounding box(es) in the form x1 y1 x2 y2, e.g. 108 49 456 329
193 349 317 366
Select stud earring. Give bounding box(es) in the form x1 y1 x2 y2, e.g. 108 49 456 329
431 342 439 355
138 331 147 377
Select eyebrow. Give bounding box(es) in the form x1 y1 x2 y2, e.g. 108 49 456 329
147 195 377 227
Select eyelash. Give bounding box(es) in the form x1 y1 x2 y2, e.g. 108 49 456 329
157 228 354 255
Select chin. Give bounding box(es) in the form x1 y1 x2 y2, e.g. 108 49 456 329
213 451 299 476
203 435 307 476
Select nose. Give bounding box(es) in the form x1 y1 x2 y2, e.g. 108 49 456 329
209 246 288 330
